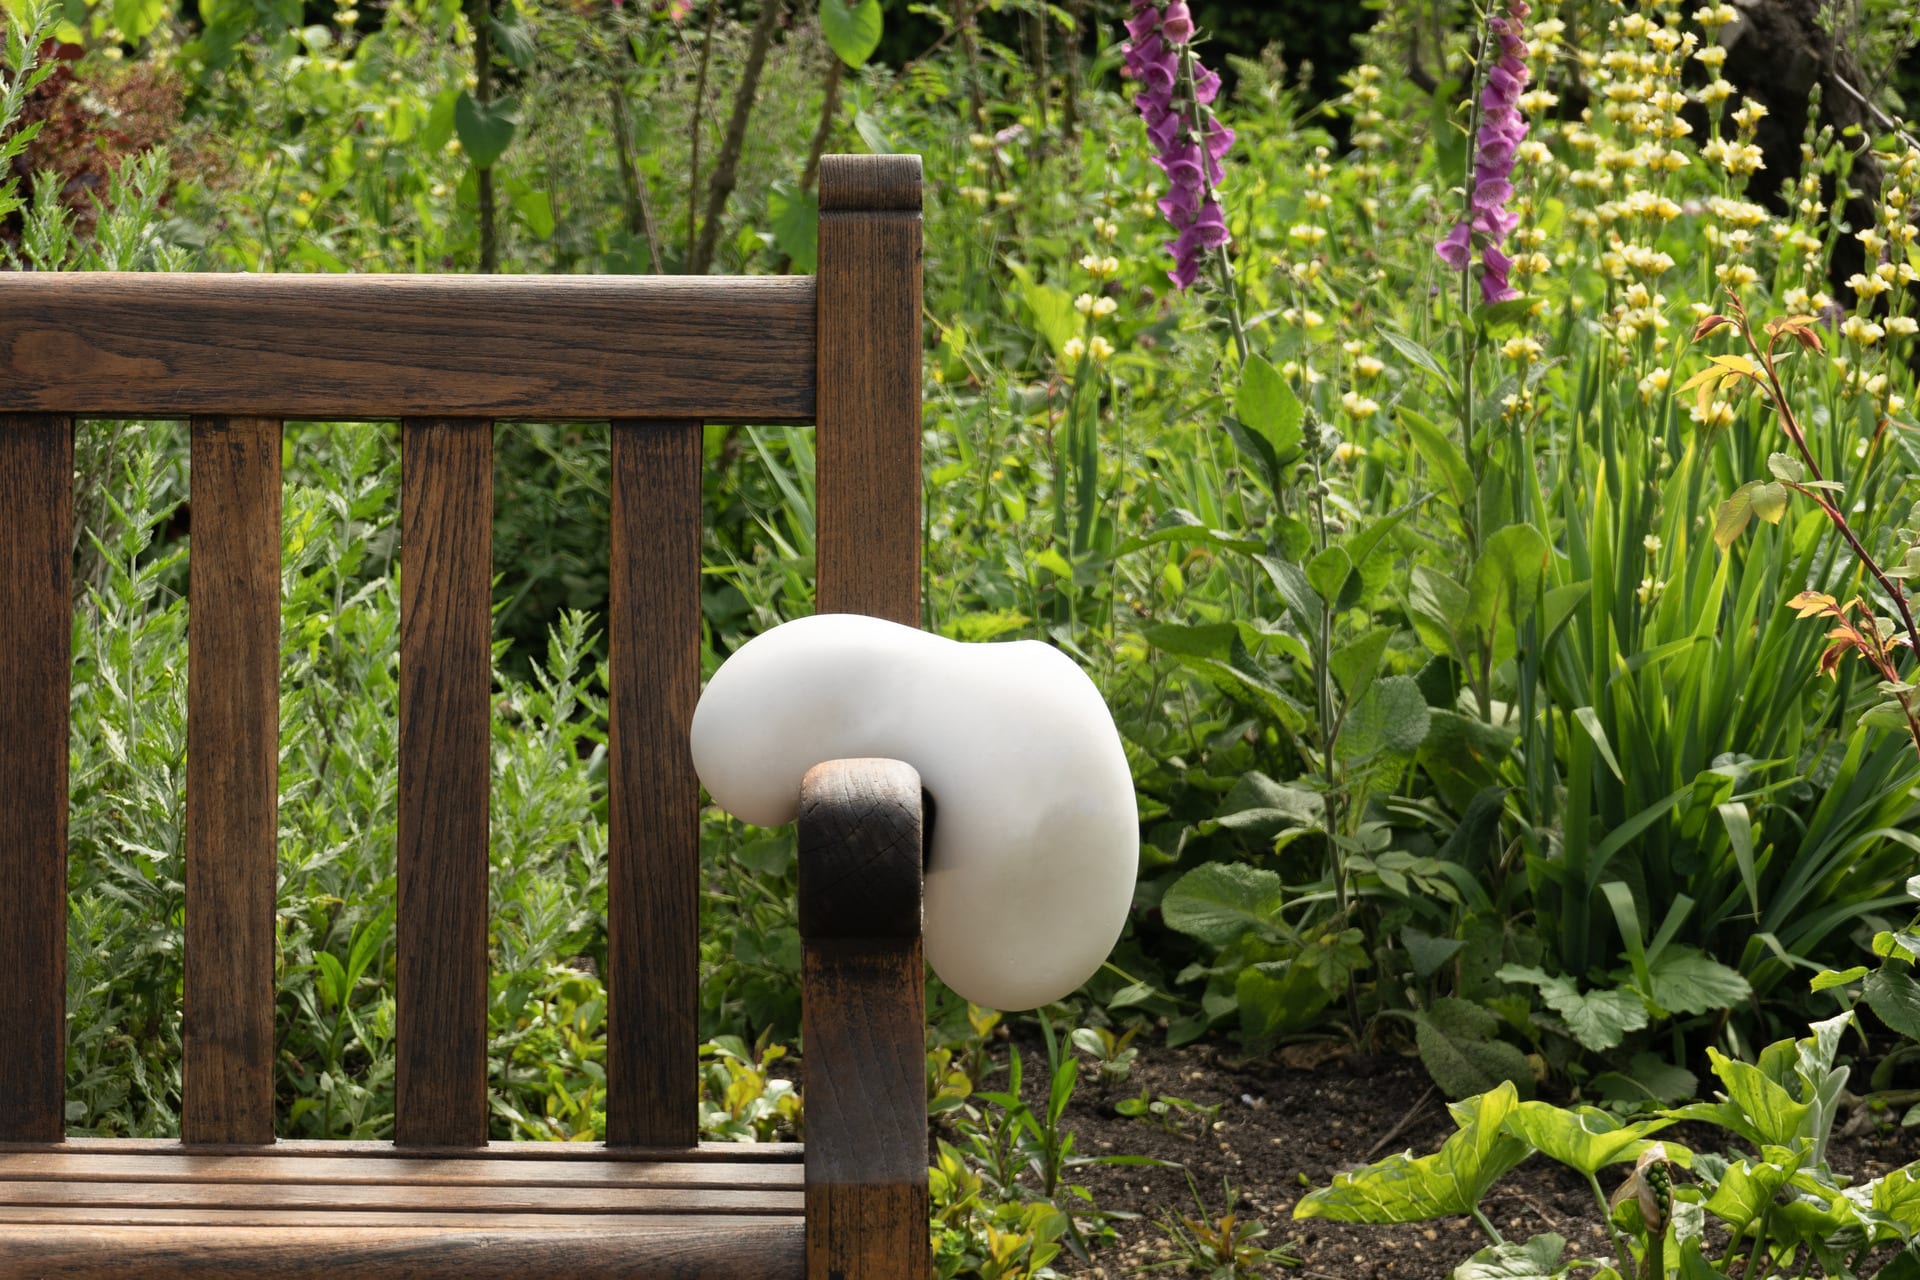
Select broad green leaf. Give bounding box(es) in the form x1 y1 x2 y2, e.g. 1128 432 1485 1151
1768 451 1806 483
1866 967 1920 1040
1159 863 1285 946
1451 1233 1566 1280
766 182 819 272
1590 1053 1697 1106
1647 946 1752 1016
1023 282 1077 356
510 186 554 239
1403 926 1466 980
1330 627 1392 706
1237 961 1333 1055
1715 482 1758 550
1413 998 1533 1100
1378 327 1455 390
1848 1162 1920 1244
1144 622 1235 660
1295 1082 1530 1222
1704 1153 1798 1232
819 0 883 68
1750 479 1790 524
1409 566 1472 661
1475 296 1540 336
1205 771 1324 841
1338 675 1431 764
852 108 893 154
1235 354 1304 460
489 10 536 68
1863 700 1913 732
1811 966 1868 992
1496 964 1648 1052
1468 524 1548 635
1504 1102 1670 1176
1703 1048 1810 1149
455 91 518 168
1307 545 1353 608
113 0 165 38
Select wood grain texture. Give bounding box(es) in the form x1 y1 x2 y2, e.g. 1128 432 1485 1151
0 274 816 423
0 1140 802 1162
185 417 282 1147
0 414 71 1144
0 1153 800 1189
798 760 927 1280
606 420 702 1149
0 1211 801 1229
815 155 922 624
0 1222 804 1279
0 1181 799 1214
396 419 492 1147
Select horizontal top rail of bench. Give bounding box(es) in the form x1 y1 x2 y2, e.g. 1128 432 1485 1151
0 273 817 423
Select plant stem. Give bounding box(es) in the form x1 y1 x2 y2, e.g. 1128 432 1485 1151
606 83 663 272
1471 1206 1506 1246
685 0 719 269
799 55 842 197
1585 1171 1637 1279
690 0 784 274
471 0 496 273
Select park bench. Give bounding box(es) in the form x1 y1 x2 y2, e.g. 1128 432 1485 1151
0 153 927 1279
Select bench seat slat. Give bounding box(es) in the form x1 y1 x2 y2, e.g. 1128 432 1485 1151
0 1180 801 1214
0 1152 801 1189
0 1221 804 1280
0 1138 804 1161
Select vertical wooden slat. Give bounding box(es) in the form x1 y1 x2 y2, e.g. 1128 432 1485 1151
806 155 926 1280
184 416 282 1146
0 414 72 1144
799 760 926 1280
815 154 923 624
396 418 492 1148
606 420 702 1148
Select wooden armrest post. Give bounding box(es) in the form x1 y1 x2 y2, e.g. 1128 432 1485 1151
798 758 927 1280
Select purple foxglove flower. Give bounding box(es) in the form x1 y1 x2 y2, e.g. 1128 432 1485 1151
1433 0 1534 304
1123 0 1237 290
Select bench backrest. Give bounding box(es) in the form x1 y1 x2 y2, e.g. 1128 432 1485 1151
0 153 922 1150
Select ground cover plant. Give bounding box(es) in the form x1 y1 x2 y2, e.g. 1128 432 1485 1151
12 0 1920 1271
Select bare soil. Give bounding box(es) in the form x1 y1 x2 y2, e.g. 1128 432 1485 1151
967 1035 1920 1279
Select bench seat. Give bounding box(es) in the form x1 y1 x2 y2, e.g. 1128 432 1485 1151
0 1141 804 1279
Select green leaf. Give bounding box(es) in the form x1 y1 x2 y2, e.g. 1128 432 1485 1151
1307 545 1353 608
1451 1233 1567 1280
1414 998 1533 1100
1474 296 1540 336
1468 524 1548 636
1339 675 1432 764
819 0 883 68
1866 968 1920 1040
1330 627 1392 707
424 88 460 152
1704 1048 1810 1149
510 186 554 239
1160 863 1285 946
455 91 518 168
1704 1154 1798 1232
1862 699 1912 732
1768 451 1806 483
1403 926 1466 980
489 9 537 68
1023 282 1077 356
1811 966 1868 992
1409 566 1472 661
112 0 165 38
1589 1053 1698 1107
1237 962 1333 1055
1378 326 1455 391
1750 480 1790 524
1205 771 1324 841
1234 354 1304 461
1647 946 1752 1017
1295 1083 1530 1221
1715 482 1759 550
1496 964 1648 1052
1403 407 1473 511
767 182 819 272
1503 1102 1670 1176
851 108 893 154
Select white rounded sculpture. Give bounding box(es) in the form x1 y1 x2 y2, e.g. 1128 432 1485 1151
689 613 1137 1011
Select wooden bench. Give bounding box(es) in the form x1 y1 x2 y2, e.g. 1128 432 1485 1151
0 154 927 1279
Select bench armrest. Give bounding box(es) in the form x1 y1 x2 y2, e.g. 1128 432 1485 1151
797 758 928 1280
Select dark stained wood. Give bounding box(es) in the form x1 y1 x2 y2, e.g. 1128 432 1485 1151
0 275 816 423
0 1222 804 1280
0 1210 802 1229
797 760 923 942
815 155 922 625
396 419 493 1148
185 417 282 1147
606 420 702 1149
0 414 72 1144
0 1180 799 1214
0 1153 800 1189
0 1139 801 1162
798 761 928 1280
